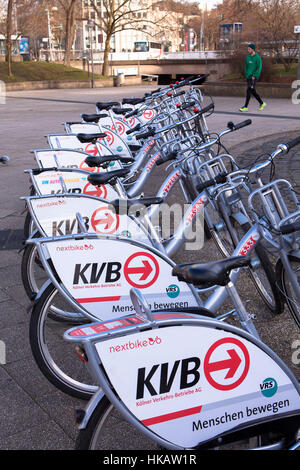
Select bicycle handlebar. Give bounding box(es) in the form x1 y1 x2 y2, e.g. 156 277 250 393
126 123 141 135
196 172 228 191
227 119 252 131
284 135 300 152
279 220 300 235
135 127 156 141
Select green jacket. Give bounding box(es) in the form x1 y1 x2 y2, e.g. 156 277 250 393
245 52 262 79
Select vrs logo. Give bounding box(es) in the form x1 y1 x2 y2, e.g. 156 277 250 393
166 284 180 298
260 377 278 397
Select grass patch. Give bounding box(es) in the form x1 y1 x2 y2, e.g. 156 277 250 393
223 63 297 82
0 61 105 83
272 63 297 77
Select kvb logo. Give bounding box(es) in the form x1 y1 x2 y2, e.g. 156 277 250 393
143 109 155 120
73 261 122 285
52 216 89 236
104 130 115 147
83 182 108 198
136 356 201 399
91 206 120 234
127 117 136 128
112 121 126 135
72 251 159 289
79 160 101 173
84 143 98 156
124 252 159 289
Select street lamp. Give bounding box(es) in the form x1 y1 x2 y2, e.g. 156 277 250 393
87 19 95 88
45 6 58 62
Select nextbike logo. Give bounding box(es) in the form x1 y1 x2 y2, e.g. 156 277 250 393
238 232 259 256
37 200 66 209
56 243 94 252
166 284 180 298
109 336 162 354
260 377 278 397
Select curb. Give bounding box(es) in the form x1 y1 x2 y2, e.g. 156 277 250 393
4 76 144 92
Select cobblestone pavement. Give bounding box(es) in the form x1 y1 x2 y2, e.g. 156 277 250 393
0 87 299 450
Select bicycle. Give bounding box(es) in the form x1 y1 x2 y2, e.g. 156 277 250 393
248 177 300 328
22 119 279 313
25 135 300 400
66 284 300 450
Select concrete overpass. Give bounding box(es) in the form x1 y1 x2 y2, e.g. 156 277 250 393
76 57 232 84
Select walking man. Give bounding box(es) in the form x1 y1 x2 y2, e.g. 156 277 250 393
239 43 266 112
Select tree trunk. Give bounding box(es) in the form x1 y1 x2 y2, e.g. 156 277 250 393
64 0 76 66
6 0 14 77
102 35 111 76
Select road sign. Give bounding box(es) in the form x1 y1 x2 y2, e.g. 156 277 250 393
124 251 159 288
203 337 250 391
294 25 300 34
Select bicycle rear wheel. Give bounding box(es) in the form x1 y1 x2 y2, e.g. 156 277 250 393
75 396 162 450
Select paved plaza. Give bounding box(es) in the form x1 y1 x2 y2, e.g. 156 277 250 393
0 85 299 449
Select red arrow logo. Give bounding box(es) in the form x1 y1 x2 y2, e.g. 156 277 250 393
96 212 115 230
127 260 152 281
206 349 241 379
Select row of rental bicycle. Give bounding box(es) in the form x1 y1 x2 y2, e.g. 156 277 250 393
21 74 300 450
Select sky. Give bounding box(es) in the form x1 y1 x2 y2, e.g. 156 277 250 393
194 0 223 10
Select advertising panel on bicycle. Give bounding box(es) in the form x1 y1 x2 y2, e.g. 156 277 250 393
96 325 300 448
43 237 199 321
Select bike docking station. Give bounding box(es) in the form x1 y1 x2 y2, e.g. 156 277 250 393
18 75 300 456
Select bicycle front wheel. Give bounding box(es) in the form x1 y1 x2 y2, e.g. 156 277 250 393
75 396 162 450
281 258 300 328
29 281 98 400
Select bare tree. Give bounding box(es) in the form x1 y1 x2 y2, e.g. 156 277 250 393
57 0 78 65
89 0 169 75
252 0 300 71
6 0 14 76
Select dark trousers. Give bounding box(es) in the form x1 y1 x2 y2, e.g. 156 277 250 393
245 78 263 107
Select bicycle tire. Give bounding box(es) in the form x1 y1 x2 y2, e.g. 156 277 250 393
23 210 36 240
281 258 300 328
204 198 236 257
21 240 47 300
75 396 161 450
29 281 98 400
